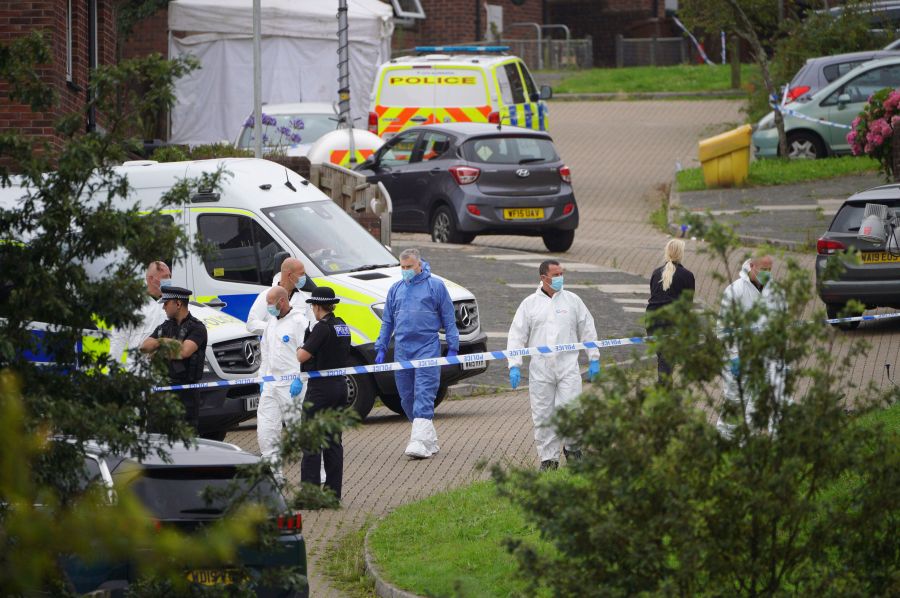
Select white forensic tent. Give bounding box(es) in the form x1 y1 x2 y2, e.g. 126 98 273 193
168 0 394 145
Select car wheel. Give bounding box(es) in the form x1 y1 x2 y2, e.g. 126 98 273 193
826 303 861 331
379 393 405 416
786 131 826 160
542 229 575 252
431 205 474 244
344 356 376 420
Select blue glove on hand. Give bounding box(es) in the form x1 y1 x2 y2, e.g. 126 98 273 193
375 349 386 364
509 366 521 389
290 378 303 398
730 357 740 377
588 360 600 381
259 382 264 394
447 348 458 359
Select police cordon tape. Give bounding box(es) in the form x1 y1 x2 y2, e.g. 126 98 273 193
151 311 900 393
769 101 852 130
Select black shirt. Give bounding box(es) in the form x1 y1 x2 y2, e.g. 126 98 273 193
150 312 208 384
301 313 351 375
646 262 695 312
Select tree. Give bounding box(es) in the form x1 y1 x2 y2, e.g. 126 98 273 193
0 29 356 594
493 213 900 596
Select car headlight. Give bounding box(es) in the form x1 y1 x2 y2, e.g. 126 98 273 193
203 358 213 374
372 302 385 320
757 112 776 131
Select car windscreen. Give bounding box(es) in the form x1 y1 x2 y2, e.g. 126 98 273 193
238 113 337 148
265 201 398 274
378 68 488 106
128 466 285 519
830 200 900 232
461 136 559 164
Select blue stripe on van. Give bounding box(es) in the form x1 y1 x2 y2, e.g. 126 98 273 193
538 103 545 130
218 293 259 323
508 106 518 126
524 103 533 129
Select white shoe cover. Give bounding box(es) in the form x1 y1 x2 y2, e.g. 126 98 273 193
405 439 431 459
406 418 437 459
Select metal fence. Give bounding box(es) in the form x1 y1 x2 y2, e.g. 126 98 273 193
616 35 688 68
392 38 593 70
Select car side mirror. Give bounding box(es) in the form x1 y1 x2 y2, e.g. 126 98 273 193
838 93 851 107
539 85 553 100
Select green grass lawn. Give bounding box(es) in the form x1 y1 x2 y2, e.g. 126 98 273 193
676 156 881 192
367 479 553 598
553 64 755 94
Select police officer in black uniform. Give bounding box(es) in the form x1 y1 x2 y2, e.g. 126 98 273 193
140 285 208 432
294 287 351 500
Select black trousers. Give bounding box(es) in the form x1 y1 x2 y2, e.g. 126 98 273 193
300 379 347 500
176 388 201 432
646 322 672 384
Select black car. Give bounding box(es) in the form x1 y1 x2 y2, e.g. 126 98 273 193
815 185 900 328
64 437 308 597
355 123 578 252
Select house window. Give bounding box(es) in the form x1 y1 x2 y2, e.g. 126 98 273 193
391 0 425 20
66 0 73 82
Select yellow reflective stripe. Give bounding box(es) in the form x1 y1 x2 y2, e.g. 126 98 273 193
191 207 255 217
313 279 381 341
194 295 218 304
137 208 182 216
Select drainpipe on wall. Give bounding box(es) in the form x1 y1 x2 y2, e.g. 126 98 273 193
475 0 481 41
87 0 97 133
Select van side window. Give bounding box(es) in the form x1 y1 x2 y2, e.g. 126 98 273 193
198 214 286 285
518 62 538 101
502 63 526 104
496 66 515 104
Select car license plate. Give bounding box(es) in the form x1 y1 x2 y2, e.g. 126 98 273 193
503 208 544 220
187 569 240 586
245 395 259 411
860 251 900 264
461 356 486 370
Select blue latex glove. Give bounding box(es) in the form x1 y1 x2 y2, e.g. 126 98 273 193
259 382 264 394
290 378 303 398
509 366 521 389
375 349 386 364
588 360 600 381
447 348 458 359
730 357 740 377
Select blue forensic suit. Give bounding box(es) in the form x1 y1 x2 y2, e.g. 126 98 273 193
375 261 460 420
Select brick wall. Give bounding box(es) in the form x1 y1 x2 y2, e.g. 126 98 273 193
393 0 544 52
119 5 168 60
0 0 117 157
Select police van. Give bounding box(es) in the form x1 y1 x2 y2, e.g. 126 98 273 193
368 46 552 139
114 158 488 419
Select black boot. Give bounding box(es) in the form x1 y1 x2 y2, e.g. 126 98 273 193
539 459 559 471
563 448 583 463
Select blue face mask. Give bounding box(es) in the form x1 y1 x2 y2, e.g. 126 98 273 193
402 269 415 282
159 278 173 288
295 275 307 289
757 270 771 287
267 304 279 317
550 276 564 292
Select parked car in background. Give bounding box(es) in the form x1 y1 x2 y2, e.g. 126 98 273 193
235 102 339 157
816 184 900 329
782 50 900 104
64 437 308 596
753 55 900 159
354 123 578 252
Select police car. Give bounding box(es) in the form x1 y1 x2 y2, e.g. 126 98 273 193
368 46 552 140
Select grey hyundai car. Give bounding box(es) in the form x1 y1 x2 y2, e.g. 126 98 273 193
354 123 578 252
816 184 900 329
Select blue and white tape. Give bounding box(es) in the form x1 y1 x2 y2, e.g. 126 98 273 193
769 101 852 130
151 335 646 392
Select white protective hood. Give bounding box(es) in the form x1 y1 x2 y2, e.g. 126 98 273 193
168 0 394 145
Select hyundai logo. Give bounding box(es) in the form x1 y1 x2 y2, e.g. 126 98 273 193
516 169 530 178
458 304 473 328
242 340 257 366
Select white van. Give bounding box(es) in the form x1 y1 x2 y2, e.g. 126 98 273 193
116 158 488 418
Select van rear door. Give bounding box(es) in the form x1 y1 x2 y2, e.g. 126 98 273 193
373 66 492 137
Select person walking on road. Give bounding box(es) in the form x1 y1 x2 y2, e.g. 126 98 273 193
256 285 308 484
507 260 600 471
294 287 351 500
109 261 172 371
140 286 208 432
374 248 459 460
645 239 695 384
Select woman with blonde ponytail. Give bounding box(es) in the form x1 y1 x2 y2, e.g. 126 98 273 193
645 238 695 383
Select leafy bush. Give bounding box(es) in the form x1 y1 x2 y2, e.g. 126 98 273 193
493 214 900 596
149 142 252 162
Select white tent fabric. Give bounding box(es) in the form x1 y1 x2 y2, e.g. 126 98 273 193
168 0 393 145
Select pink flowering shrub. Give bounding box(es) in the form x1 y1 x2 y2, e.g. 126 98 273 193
848 87 900 178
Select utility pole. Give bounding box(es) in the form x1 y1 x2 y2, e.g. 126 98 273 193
337 0 357 166
252 0 262 159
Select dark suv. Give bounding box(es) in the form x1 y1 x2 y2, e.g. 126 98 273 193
355 123 578 252
65 437 308 597
815 185 900 327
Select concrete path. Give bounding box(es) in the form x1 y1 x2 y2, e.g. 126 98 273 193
225 100 900 596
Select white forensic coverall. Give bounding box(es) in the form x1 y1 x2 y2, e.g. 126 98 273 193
246 273 315 336
717 259 788 436
109 297 167 371
257 307 309 475
507 286 599 462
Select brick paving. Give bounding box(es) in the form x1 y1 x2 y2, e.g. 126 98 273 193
225 100 900 596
